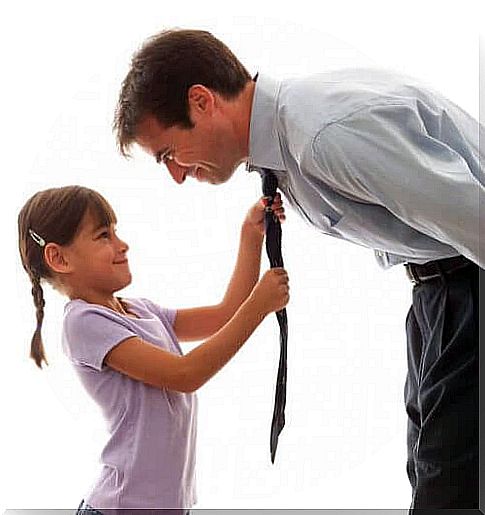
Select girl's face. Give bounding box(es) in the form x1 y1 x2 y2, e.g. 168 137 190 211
62 209 132 297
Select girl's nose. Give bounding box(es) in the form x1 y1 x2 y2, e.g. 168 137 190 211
166 161 186 184
117 236 129 253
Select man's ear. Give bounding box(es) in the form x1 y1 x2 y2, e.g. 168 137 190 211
44 243 72 275
187 84 215 121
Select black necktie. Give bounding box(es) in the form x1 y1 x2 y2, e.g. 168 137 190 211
261 168 288 463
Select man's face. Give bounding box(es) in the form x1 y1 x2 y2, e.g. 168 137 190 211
135 111 243 186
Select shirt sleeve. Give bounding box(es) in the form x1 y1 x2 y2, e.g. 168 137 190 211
139 298 178 344
63 305 139 371
139 298 177 327
312 102 485 268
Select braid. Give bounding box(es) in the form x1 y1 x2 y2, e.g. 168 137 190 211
29 272 49 369
18 186 117 369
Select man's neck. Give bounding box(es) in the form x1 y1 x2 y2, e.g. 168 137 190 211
226 79 256 161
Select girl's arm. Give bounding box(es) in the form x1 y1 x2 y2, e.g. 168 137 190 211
173 222 262 341
104 267 289 392
173 194 284 342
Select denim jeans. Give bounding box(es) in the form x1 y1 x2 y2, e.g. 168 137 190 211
76 499 104 515
76 499 190 515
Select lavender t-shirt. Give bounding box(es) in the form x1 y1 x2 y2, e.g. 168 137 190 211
62 297 197 511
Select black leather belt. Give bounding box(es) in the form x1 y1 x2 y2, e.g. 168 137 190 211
404 255 472 285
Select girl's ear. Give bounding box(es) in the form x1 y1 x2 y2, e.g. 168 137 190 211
44 243 71 275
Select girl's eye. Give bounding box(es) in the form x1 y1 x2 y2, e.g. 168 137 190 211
99 231 109 238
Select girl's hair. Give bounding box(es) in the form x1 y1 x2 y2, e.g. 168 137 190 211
18 185 116 369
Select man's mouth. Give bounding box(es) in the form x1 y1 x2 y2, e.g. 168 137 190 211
114 259 128 265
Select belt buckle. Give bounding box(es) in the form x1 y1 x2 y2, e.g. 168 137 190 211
405 264 420 285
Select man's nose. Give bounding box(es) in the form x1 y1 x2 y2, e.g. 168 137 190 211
166 161 186 184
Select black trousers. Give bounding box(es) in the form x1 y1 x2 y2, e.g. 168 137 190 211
404 259 479 510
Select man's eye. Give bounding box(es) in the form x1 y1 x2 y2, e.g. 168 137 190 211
99 231 109 238
156 149 174 165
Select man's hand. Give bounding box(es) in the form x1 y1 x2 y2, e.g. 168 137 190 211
244 193 285 236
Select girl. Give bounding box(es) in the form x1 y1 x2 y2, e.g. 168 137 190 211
18 185 289 515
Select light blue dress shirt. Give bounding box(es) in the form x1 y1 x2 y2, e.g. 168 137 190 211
247 70 484 269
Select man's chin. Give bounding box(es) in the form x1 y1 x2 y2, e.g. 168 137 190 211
198 164 237 185
212 167 237 185
211 177 230 186
201 173 226 185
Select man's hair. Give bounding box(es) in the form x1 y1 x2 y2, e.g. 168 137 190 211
114 29 252 157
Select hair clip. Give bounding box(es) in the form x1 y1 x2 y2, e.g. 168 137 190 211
28 229 46 247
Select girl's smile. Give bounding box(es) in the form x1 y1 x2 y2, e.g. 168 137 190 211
48 210 133 306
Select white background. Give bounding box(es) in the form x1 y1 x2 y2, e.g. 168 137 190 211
1 0 482 511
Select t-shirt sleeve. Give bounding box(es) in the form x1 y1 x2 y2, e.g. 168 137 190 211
62 305 139 371
140 298 177 327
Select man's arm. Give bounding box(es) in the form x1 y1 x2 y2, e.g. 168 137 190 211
173 221 264 342
312 102 484 267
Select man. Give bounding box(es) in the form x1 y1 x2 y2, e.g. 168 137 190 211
114 29 483 510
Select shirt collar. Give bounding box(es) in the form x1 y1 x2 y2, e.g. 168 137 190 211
247 73 286 173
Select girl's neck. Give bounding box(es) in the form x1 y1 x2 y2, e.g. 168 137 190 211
75 295 138 318
69 289 126 315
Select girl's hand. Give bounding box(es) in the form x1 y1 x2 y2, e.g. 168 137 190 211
244 193 285 236
250 267 290 315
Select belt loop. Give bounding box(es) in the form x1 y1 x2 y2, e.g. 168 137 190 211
435 261 447 284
